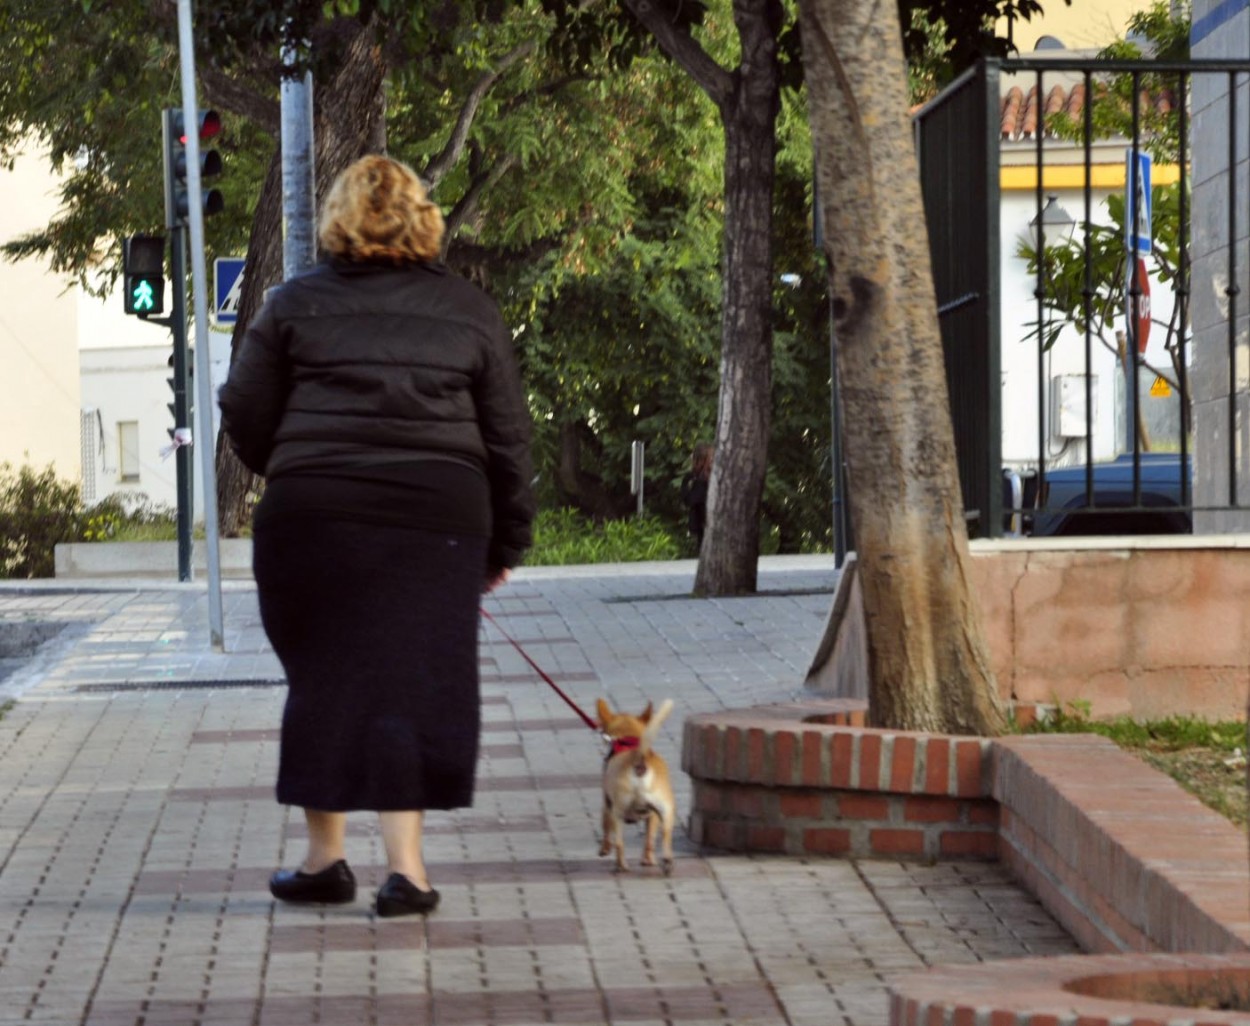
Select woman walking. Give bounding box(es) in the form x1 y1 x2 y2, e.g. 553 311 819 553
218 155 535 917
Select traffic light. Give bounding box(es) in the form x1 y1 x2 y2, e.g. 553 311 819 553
123 235 165 316
162 108 224 229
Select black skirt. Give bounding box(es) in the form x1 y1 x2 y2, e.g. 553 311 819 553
254 512 488 811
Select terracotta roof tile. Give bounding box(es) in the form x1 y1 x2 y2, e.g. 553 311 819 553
999 81 1175 141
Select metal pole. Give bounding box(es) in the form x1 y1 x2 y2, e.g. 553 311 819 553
281 36 316 278
177 0 225 649
169 226 193 583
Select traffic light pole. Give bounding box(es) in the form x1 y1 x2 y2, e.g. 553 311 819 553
176 0 225 650
168 226 194 583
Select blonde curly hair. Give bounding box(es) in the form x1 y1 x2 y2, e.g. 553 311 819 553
318 155 445 263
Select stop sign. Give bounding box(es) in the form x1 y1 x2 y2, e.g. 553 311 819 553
1132 257 1151 354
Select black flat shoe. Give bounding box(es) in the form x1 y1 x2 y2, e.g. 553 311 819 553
375 872 440 917
269 859 357 904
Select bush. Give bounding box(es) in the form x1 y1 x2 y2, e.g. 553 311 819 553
0 462 178 579
0 463 84 579
527 508 682 566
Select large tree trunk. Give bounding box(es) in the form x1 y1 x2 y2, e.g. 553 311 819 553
797 0 1006 734
691 1 781 596
621 0 781 595
215 21 388 533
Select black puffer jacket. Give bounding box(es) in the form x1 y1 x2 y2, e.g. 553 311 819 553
218 259 535 569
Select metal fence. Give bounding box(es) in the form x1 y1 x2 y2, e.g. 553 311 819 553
914 56 1250 538
914 63 1002 538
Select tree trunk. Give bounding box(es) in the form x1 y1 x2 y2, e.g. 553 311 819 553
691 6 781 596
215 21 388 533
797 0 1006 734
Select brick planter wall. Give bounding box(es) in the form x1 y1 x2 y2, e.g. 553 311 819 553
683 700 999 861
683 698 1250 960
889 953 1250 1026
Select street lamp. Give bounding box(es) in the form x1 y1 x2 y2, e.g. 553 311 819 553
1029 194 1076 249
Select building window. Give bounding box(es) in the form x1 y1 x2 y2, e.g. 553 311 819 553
118 421 140 483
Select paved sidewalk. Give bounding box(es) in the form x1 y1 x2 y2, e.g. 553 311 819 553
0 558 1077 1026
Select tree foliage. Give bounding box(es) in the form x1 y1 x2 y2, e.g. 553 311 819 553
0 0 1067 567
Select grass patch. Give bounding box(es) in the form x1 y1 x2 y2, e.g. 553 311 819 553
1028 705 1249 827
526 509 683 566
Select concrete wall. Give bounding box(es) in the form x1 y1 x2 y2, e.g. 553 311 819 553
809 538 1250 722
972 537 1250 720
1191 1 1250 531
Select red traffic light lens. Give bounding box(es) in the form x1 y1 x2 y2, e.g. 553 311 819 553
177 109 222 144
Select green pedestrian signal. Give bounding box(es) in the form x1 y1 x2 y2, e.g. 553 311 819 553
131 278 157 312
122 235 165 317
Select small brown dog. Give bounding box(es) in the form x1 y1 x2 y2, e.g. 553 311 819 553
596 698 676 874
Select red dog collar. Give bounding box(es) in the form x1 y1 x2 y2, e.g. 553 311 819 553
610 736 641 756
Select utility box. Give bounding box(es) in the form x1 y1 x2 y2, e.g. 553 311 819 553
1051 374 1097 439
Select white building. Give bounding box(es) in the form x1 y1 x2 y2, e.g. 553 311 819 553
997 59 1183 471
0 146 81 479
1 141 234 520
79 308 232 519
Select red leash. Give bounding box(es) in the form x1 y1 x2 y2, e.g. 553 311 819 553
479 608 601 734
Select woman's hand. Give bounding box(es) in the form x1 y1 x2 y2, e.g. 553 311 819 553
483 567 511 593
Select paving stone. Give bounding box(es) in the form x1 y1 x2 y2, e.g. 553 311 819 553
0 560 1079 1025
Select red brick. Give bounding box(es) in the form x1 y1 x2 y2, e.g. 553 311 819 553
830 732 854 787
924 738 951 794
940 830 998 859
804 827 851 854
968 802 999 826
724 727 742 779
848 707 867 727
1028 1016 1060 1026
773 730 797 786
927 1002 946 1026
952 1006 977 1026
989 1011 1018 1026
746 825 787 852
779 792 823 819
728 786 765 819
838 794 891 821
903 796 962 823
694 785 724 814
903 999 919 1026
889 735 917 792
859 733 882 789
870 828 925 856
700 724 722 775
801 730 824 786
954 739 984 796
704 818 741 850
1012 702 1038 728
746 728 766 780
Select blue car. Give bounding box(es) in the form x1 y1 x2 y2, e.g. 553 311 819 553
1007 453 1192 536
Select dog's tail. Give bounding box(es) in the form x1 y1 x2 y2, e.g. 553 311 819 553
640 699 674 752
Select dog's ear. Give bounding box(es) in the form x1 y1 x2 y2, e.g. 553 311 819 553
596 698 613 727
640 701 654 722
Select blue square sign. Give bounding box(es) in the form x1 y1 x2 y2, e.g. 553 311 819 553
214 257 246 325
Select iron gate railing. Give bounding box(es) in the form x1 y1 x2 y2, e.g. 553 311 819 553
914 63 1002 538
914 56 1250 538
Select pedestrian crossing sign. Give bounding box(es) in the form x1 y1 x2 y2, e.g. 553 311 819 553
214 257 246 325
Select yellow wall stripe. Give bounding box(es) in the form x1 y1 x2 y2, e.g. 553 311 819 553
1001 164 1181 190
